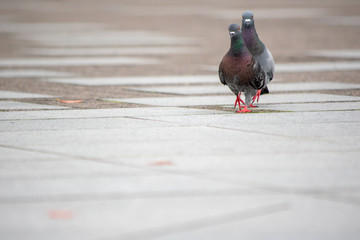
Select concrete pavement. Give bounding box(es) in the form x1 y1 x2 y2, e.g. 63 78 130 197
1 0 360 239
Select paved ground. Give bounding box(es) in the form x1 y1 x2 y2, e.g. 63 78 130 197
1 0 360 239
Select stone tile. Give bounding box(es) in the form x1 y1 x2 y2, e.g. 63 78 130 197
212 8 328 19
0 57 160 67
22 31 195 46
143 111 360 148
153 152 360 174
24 47 198 56
0 195 284 240
0 122 353 165
0 91 55 99
106 93 360 107
44 75 217 86
308 50 360 59
0 174 249 199
210 169 360 192
0 101 68 110
262 102 360 112
202 61 360 73
106 95 232 106
0 69 73 78
276 61 360 73
0 115 184 132
130 82 360 95
0 22 108 33
0 150 152 179
130 85 230 95
322 16 360 26
254 81 360 92
150 197 360 240
0 107 224 120
144 110 360 126
0 147 67 163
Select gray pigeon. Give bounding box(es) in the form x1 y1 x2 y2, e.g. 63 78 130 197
219 23 266 113
241 10 274 102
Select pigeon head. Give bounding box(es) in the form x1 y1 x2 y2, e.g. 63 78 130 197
242 11 255 28
228 23 241 39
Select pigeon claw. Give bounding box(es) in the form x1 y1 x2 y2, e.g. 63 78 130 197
237 106 251 113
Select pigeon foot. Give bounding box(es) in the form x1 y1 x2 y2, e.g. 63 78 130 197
234 93 245 110
237 106 251 113
239 104 256 108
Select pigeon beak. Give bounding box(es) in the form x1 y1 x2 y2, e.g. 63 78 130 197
229 31 236 37
244 19 251 27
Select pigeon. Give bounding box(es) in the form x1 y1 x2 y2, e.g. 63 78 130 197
219 23 266 113
241 10 274 102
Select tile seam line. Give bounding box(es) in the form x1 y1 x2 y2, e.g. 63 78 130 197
0 190 276 205
0 114 218 122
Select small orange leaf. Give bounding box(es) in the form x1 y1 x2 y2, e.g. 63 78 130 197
149 161 174 166
56 99 83 103
48 210 74 220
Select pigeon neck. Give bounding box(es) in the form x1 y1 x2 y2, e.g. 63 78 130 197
242 26 265 55
230 36 246 55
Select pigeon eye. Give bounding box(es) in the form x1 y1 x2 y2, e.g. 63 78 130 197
242 16 245 19
237 26 240 31
251 16 253 19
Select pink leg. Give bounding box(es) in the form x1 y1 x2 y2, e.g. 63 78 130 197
234 92 245 111
252 90 261 103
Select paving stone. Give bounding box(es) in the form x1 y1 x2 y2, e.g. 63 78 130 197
0 115 184 132
24 47 198 56
0 174 249 199
0 90 55 99
0 69 74 78
0 22 108 33
142 111 360 148
130 82 360 95
152 152 360 174
0 101 68 110
0 107 224 121
106 93 360 107
261 102 360 112
322 16 360 26
213 8 328 19
202 61 360 73
0 195 285 240
22 31 195 46
0 147 68 163
276 61 360 73
144 110 360 127
0 152 152 179
150 197 360 240
0 122 353 164
308 50 360 59
44 75 218 86
0 57 160 67
210 169 360 192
